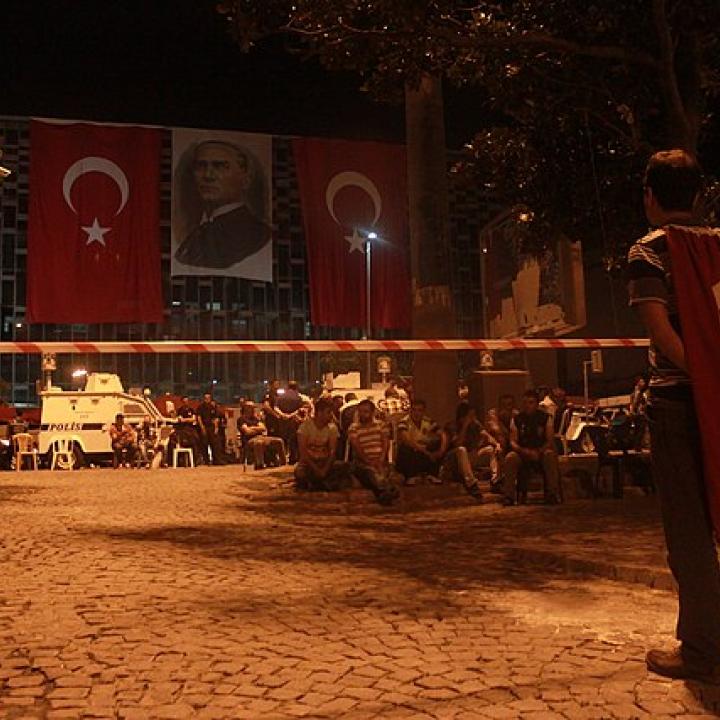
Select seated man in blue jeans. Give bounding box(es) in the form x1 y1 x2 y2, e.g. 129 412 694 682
501 389 561 505
294 398 351 491
348 399 399 506
395 399 445 484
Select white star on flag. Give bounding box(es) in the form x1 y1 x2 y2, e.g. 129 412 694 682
82 217 110 247
344 227 366 254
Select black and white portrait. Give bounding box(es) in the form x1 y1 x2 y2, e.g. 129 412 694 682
171 129 272 280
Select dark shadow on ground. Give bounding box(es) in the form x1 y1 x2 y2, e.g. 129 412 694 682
685 679 720 714
77 518 576 622
0 483 45 503
76 495 664 619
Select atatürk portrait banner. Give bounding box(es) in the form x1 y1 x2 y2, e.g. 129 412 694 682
171 128 272 281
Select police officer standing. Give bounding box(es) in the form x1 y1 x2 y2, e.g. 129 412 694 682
175 396 203 465
197 392 227 465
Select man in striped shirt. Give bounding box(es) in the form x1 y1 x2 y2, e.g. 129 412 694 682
627 149 720 682
348 400 399 506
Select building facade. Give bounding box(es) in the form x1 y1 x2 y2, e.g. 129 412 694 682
0 116 493 404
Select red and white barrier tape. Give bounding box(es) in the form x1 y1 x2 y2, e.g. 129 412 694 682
0 338 650 354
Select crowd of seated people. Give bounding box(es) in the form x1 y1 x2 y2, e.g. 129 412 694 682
110 392 236 469
156 379 565 507
15 372 653 504
83 376 574 508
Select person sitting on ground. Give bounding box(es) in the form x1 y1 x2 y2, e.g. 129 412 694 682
447 402 500 481
501 389 562 505
239 402 287 469
485 394 518 453
108 413 138 468
395 399 447 485
431 402 488 499
348 399 399 506
377 385 409 422
295 397 350 491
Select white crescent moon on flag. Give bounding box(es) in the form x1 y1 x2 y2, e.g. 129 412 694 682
62 156 129 216
325 171 382 227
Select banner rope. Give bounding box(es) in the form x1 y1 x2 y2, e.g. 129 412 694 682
2 338 650 354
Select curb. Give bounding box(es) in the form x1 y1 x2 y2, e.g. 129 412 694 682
506 546 675 591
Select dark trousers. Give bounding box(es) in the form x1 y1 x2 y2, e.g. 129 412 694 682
278 418 299 464
395 444 439 480
294 460 352 491
112 442 137 467
351 462 399 503
203 428 226 465
173 425 203 464
649 395 720 663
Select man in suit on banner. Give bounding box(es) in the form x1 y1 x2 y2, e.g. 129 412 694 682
174 140 271 269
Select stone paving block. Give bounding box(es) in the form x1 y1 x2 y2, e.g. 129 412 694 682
0 470 692 719
316 696 359 715
6 675 44 688
149 703 201 718
606 703 651 719
637 698 685 715
478 705 519 719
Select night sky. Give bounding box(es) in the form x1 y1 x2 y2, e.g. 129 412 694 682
4 2 717 162
3 0 484 147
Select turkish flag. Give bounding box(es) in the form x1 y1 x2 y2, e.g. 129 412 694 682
667 225 720 535
293 138 410 329
27 121 163 323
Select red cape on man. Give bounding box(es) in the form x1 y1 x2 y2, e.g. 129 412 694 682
666 225 720 536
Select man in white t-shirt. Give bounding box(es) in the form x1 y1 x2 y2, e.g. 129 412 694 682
295 397 350 491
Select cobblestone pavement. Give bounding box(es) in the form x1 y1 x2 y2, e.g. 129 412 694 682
1 467 719 720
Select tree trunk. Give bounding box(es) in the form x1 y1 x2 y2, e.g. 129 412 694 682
405 75 458 425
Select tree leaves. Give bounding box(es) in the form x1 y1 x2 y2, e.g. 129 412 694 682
220 0 719 261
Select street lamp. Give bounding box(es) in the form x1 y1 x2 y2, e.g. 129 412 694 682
364 230 379 387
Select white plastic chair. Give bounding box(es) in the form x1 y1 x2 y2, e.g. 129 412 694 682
173 447 194 468
50 437 75 471
13 433 39 471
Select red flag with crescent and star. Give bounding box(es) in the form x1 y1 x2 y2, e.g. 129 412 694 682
293 137 411 329
666 225 720 535
27 120 163 323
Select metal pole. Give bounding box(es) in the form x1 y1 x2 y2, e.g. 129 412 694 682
583 360 591 419
479 238 488 338
365 239 372 387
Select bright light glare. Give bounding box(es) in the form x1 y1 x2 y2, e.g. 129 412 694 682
367 231 378 240
72 369 88 378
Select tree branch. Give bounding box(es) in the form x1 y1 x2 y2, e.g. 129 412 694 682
652 0 692 148
498 32 658 68
280 14 659 70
